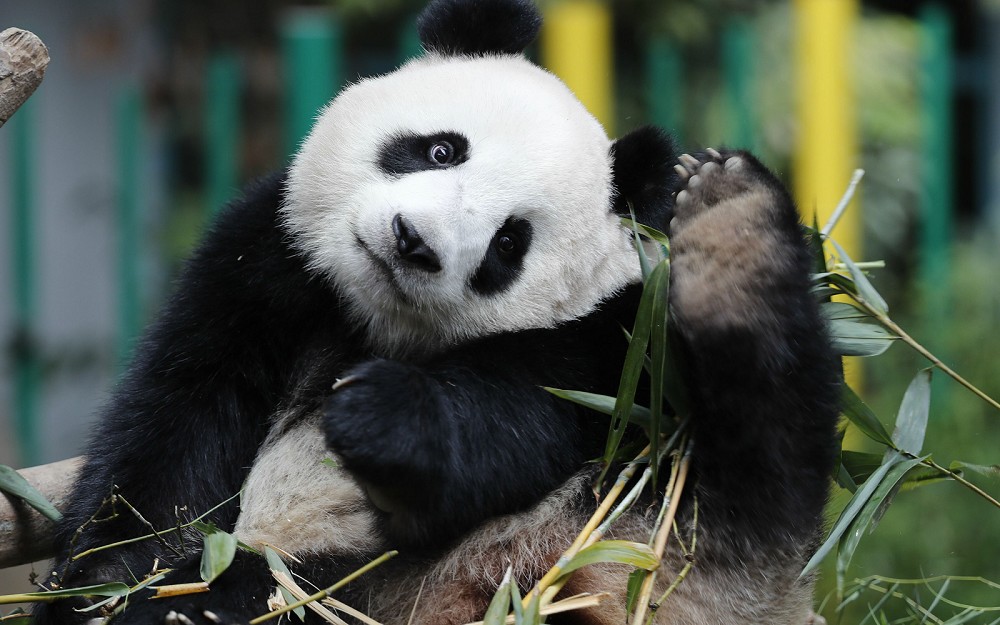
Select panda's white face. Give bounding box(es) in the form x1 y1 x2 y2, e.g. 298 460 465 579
283 53 640 356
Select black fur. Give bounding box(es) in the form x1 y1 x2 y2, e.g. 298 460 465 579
378 130 470 176
611 126 679 226
417 0 542 56
469 217 533 295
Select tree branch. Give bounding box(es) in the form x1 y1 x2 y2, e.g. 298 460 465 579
0 457 82 569
0 27 49 128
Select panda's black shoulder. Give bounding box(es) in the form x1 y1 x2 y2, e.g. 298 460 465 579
198 171 289 265
157 171 340 342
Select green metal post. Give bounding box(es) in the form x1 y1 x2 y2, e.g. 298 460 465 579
117 86 142 363
919 3 953 407
282 8 342 159
646 37 683 147
206 52 241 216
399 14 424 63
10 101 41 466
722 19 756 151
919 4 953 293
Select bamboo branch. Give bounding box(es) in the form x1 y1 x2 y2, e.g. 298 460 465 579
0 27 49 128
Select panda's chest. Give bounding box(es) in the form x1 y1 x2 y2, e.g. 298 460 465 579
233 416 385 556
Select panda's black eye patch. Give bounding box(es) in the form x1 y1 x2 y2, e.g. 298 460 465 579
378 132 469 176
471 217 533 296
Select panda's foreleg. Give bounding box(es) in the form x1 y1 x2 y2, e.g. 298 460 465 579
319 315 628 551
667 151 840 571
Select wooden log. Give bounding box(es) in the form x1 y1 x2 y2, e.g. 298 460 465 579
0 457 82 569
0 27 49 128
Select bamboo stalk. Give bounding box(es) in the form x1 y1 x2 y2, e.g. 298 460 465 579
632 451 692 625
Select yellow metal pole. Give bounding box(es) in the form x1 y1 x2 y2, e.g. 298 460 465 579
793 0 861 386
794 0 859 248
541 0 614 132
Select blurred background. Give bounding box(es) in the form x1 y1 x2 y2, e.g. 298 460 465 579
1 0 999 620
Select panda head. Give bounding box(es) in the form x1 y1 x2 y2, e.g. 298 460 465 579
283 0 676 357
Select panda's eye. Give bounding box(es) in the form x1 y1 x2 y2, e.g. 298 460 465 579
496 232 518 256
428 141 455 165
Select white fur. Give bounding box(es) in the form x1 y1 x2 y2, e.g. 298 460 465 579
283 53 641 357
234 416 384 557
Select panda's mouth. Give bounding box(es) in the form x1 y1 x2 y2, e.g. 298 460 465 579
354 235 412 303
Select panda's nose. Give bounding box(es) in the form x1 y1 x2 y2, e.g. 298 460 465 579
392 214 441 273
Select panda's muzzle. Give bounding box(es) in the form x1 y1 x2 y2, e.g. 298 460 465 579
392 213 441 273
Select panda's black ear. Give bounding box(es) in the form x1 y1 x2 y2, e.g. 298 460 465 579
417 0 542 56
611 126 678 231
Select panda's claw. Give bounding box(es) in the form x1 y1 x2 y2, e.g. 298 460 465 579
331 375 362 392
176 613 196 625
706 147 723 161
202 611 223 624
165 611 180 625
678 153 700 172
673 163 690 180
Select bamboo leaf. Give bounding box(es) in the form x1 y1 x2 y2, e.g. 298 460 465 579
949 461 1000 480
648 255 671 478
841 386 895 448
0 582 130 604
620 217 671 254
841 451 885 485
78 571 168 612
898 466 954 491
200 527 238 584
0 612 31 625
0 464 62 522
822 301 873 321
625 569 646 614
801 452 904 577
836 462 858 493
806 220 829 275
482 578 511 625
265 546 306 622
827 318 895 357
892 370 932 456
836 455 925 593
604 260 668 468
509 577 523 625
544 388 652 429
829 239 888 315
521 591 541 625
560 541 658 577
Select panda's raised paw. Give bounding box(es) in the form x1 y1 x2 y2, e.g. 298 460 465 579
667 148 789 235
667 147 800 335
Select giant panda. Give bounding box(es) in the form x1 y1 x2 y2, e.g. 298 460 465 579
33 0 841 624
